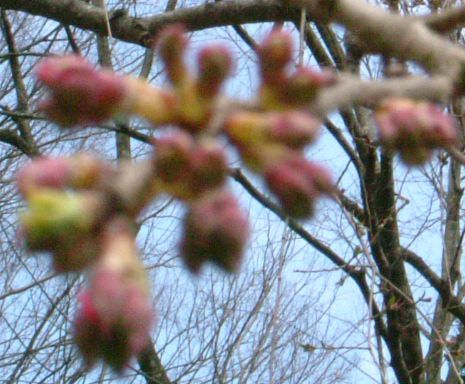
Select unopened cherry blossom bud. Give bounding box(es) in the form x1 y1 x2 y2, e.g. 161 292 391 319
36 55 128 127
181 190 249 273
258 29 293 85
282 67 336 106
157 24 189 86
153 132 194 184
16 154 112 197
75 217 153 370
16 157 71 197
197 45 233 98
154 134 227 199
67 153 114 190
74 268 153 371
375 98 458 165
224 111 269 147
20 190 105 271
188 142 228 197
265 154 333 218
225 110 320 151
267 111 321 149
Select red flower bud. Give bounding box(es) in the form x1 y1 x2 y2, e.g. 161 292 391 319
181 190 249 273
157 24 189 86
376 98 458 165
265 154 333 218
258 29 293 85
197 45 233 98
36 55 128 127
74 268 154 371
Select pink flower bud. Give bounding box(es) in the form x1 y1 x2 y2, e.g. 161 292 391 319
181 190 249 273
74 268 154 371
265 154 333 218
375 98 458 165
258 29 293 85
188 142 228 197
197 45 233 98
16 157 71 197
157 24 189 86
153 132 194 184
267 111 321 149
281 67 336 106
67 153 114 190
16 154 112 197
154 134 227 199
36 55 128 127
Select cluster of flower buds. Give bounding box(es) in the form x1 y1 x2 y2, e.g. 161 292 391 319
225 109 334 217
375 98 459 165
17 155 154 369
75 218 153 371
257 29 336 109
36 56 130 127
153 132 228 200
149 130 249 272
26 25 461 374
17 154 112 196
37 25 233 132
17 154 113 272
156 24 233 131
181 190 249 273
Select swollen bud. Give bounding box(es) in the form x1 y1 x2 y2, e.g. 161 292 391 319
188 141 228 197
180 190 249 273
266 111 321 149
282 67 336 106
157 24 189 86
154 133 228 199
16 157 71 197
225 111 320 150
36 55 128 127
20 190 104 271
264 154 333 218
153 132 194 184
16 154 112 197
197 45 233 98
74 269 153 371
74 217 154 371
375 98 458 165
257 29 293 85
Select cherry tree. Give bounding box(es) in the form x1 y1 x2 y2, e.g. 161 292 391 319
1 0 465 383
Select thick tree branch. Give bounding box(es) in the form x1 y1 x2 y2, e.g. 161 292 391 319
0 0 297 47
